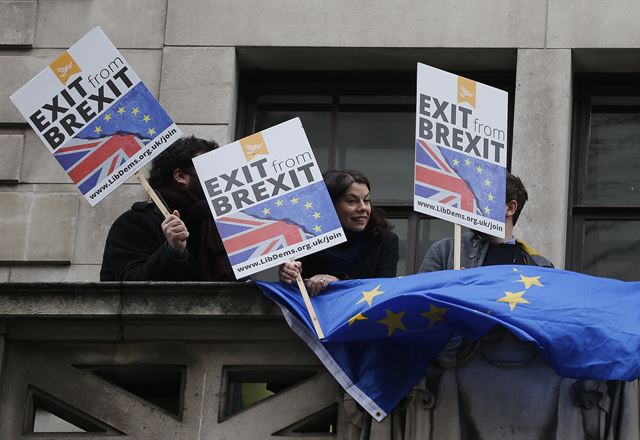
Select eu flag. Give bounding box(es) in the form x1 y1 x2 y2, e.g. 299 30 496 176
256 266 640 421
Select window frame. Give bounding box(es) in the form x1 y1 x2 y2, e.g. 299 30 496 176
237 70 516 274
567 74 640 274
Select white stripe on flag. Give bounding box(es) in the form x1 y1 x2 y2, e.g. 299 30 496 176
278 305 388 422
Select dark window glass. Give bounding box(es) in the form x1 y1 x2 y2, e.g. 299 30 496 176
387 217 409 276
583 220 640 281
255 109 332 170
337 96 415 201
569 78 640 281
585 97 640 204
239 71 514 275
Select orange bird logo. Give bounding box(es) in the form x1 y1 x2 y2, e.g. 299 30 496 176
240 132 269 161
49 51 81 85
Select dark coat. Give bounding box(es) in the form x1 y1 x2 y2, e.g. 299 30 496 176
300 229 399 280
100 201 203 281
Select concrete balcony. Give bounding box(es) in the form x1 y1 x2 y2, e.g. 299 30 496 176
0 282 636 439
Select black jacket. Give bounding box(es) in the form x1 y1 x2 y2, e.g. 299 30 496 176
100 201 202 281
300 230 399 279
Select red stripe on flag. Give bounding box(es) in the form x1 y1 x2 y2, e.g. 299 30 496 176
107 154 119 175
56 141 101 154
418 139 452 173
440 195 456 205
67 135 142 183
262 239 280 255
219 216 265 227
416 166 475 212
223 222 305 254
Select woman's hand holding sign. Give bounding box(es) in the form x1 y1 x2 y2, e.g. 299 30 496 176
278 261 338 295
305 274 339 295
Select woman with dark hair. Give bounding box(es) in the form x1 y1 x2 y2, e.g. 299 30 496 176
278 169 399 294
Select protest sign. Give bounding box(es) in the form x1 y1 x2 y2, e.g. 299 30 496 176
414 63 507 238
10 27 182 206
193 118 346 279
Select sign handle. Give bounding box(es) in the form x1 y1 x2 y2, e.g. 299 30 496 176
136 172 171 219
453 224 462 270
295 274 325 339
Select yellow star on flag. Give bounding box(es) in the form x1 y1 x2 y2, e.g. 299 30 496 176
103 113 112 122
290 197 299 204
476 165 483 174
356 284 384 307
117 106 126 115
484 178 492 187
304 201 313 209
94 125 102 134
262 207 271 215
132 107 140 115
421 304 448 328
148 127 156 136
516 274 543 289
313 225 322 233
312 211 321 219
484 206 491 215
275 199 284 207
143 114 151 123
377 309 406 337
497 291 529 311
488 193 495 201
452 159 460 166
465 159 472 166
348 312 367 326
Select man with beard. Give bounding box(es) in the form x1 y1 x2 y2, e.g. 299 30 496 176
100 136 234 281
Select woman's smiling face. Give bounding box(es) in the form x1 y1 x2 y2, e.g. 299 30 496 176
335 182 371 232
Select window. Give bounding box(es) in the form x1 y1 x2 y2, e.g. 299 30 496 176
569 76 640 281
238 71 515 275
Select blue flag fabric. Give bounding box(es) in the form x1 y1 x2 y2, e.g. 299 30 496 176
256 266 640 421
242 181 342 238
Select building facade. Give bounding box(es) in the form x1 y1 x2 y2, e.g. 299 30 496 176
0 0 639 438
0 0 640 281
1 0 639 282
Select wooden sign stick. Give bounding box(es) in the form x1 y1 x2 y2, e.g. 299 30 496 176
295 274 325 339
453 223 462 270
136 172 171 219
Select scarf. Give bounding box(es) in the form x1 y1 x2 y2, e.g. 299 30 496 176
157 185 234 281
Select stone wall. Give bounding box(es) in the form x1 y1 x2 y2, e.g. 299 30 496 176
1 0 640 280
0 282 635 439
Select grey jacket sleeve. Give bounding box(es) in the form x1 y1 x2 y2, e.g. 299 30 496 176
418 238 453 273
530 254 554 268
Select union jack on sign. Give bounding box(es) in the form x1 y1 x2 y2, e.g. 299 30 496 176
216 212 311 266
414 139 480 215
54 134 145 194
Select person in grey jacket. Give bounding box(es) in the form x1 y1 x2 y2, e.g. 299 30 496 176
419 173 553 272
418 172 553 369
